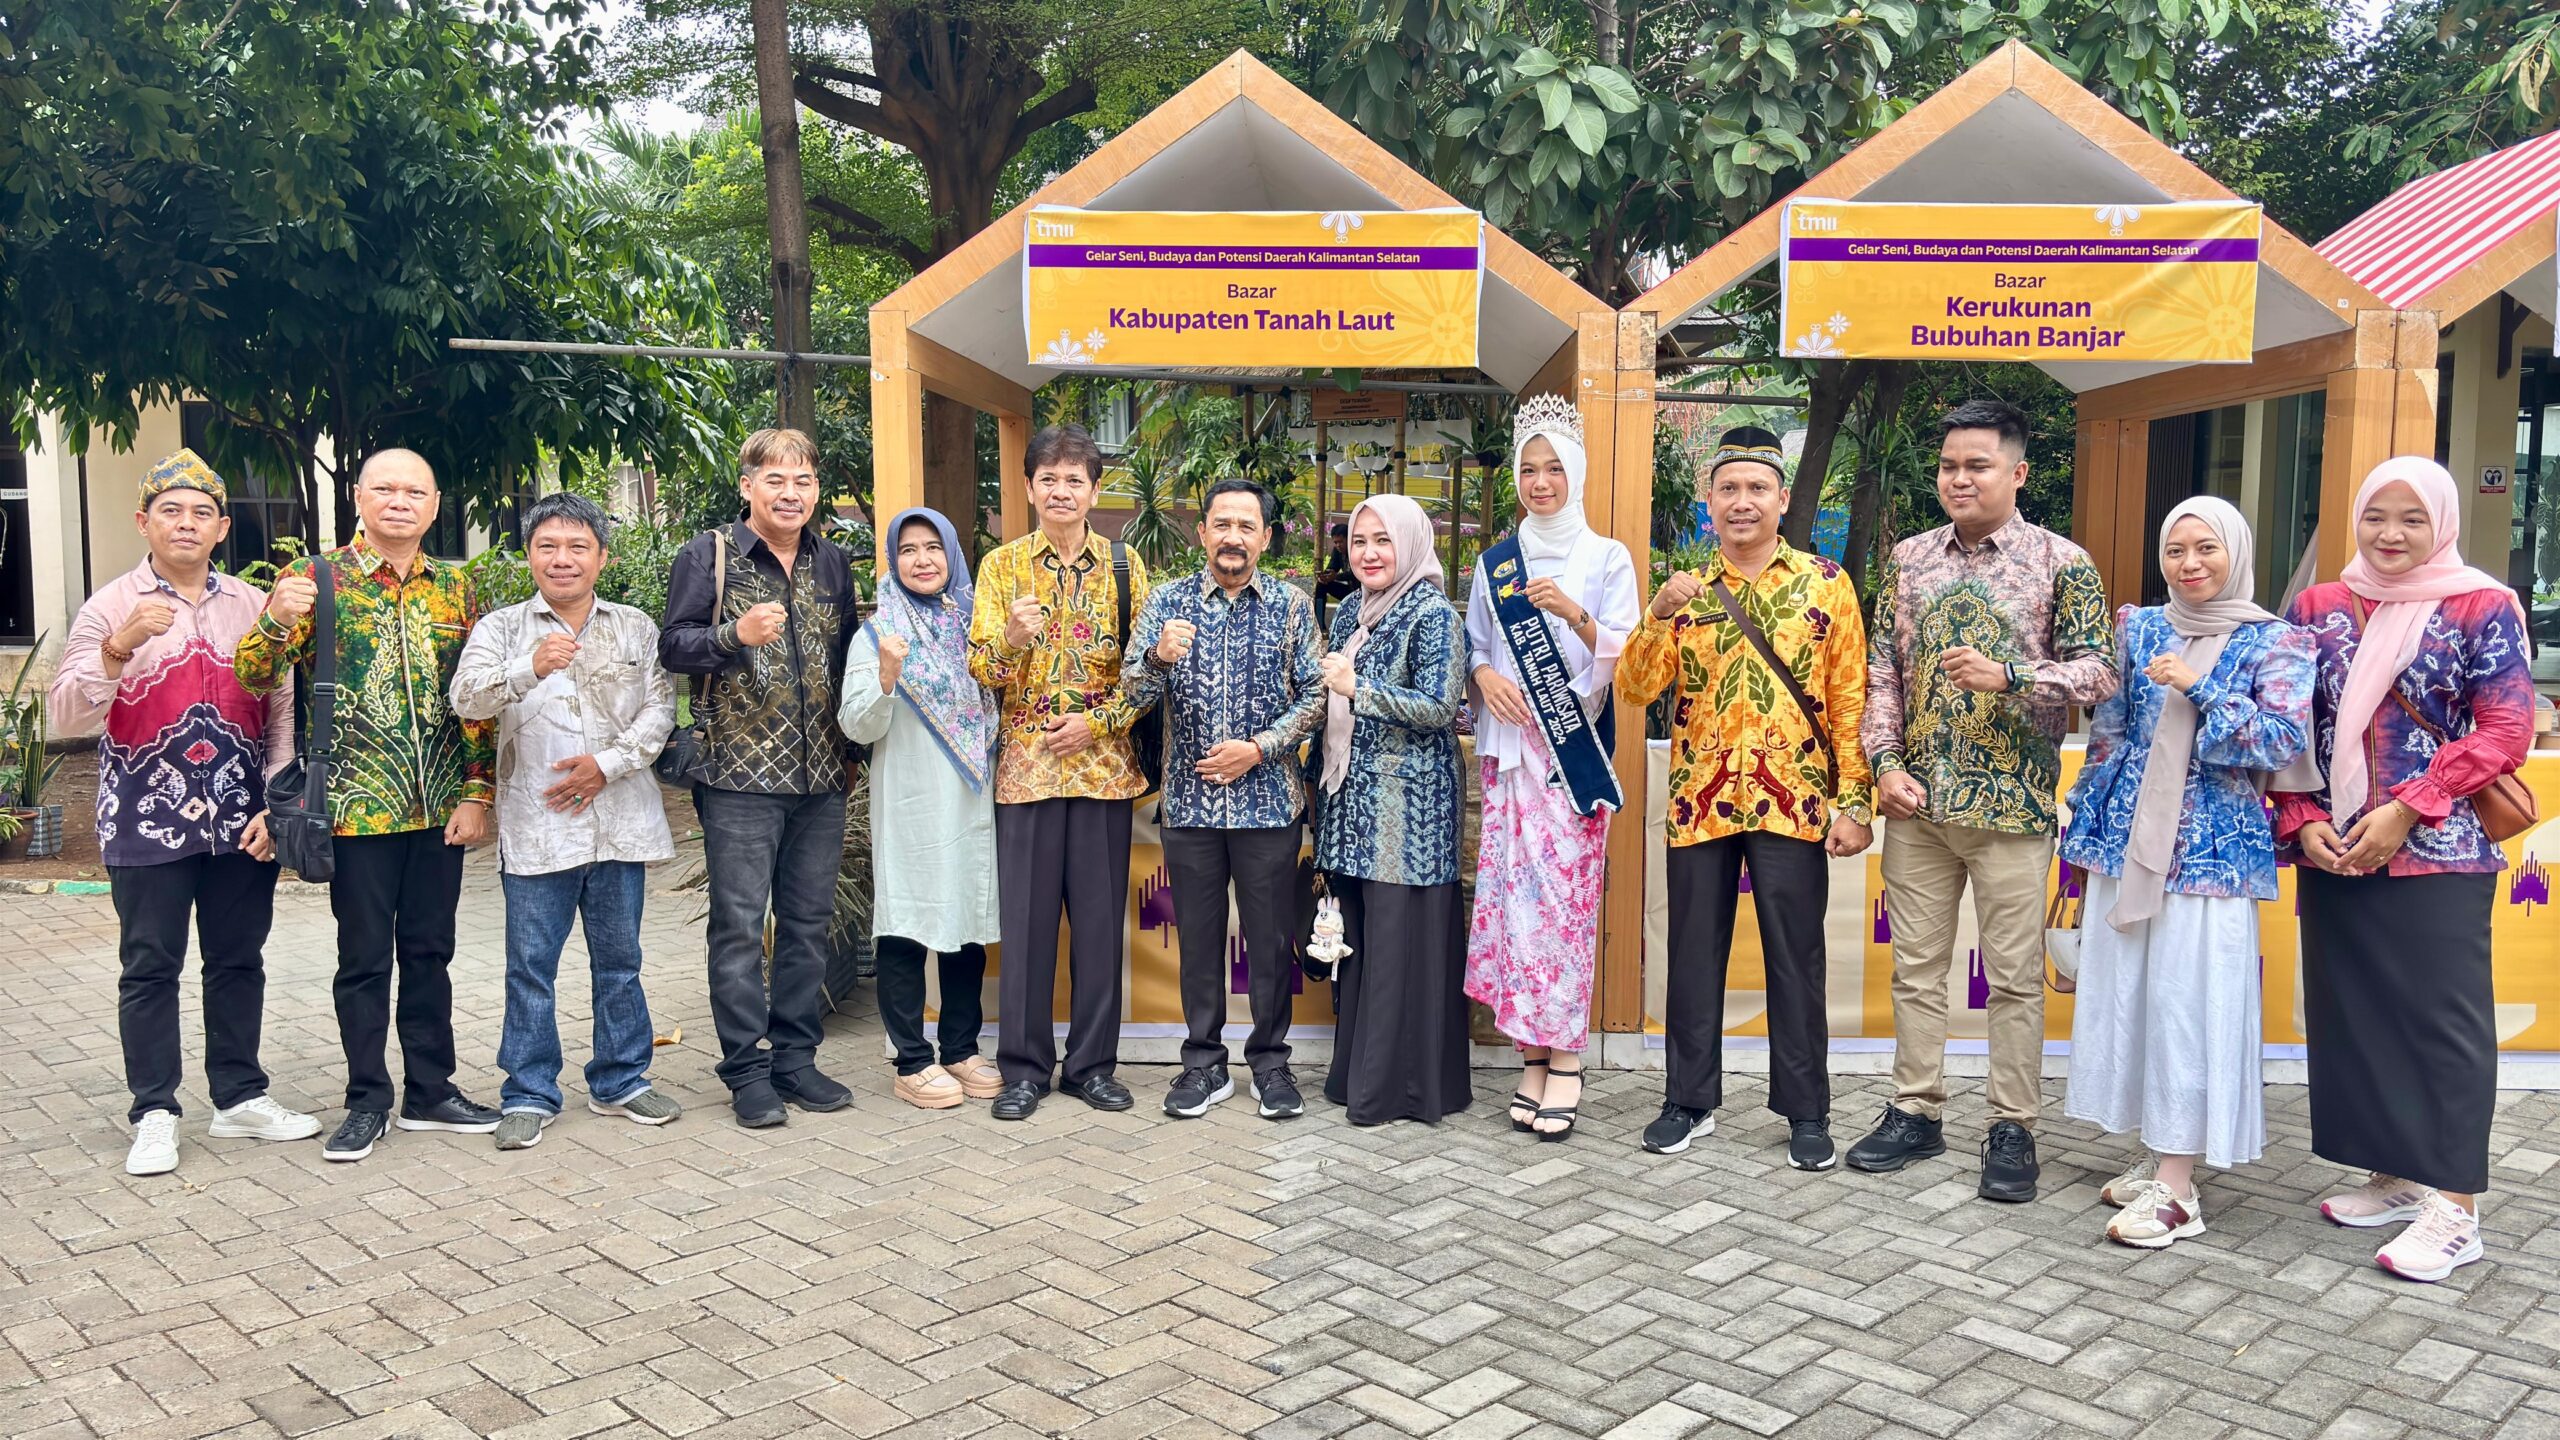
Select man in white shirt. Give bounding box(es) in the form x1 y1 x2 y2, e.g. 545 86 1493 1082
451 494 681 1149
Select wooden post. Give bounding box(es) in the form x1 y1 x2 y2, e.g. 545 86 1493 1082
868 312 927 571
997 412 1031 547
1591 309 1657 1038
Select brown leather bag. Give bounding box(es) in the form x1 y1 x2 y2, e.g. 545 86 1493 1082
2386 688 2538 843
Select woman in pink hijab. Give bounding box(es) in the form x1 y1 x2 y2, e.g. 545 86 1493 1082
2272 456 2534 1284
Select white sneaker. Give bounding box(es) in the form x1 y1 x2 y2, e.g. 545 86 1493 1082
2374 1194 2484 1283
2319 1172 2434 1229
208 1095 323 1142
2100 1152 2157 1207
126 1110 179 1176
2105 1179 2206 1250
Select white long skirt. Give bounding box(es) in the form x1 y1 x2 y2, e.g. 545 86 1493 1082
2063 873 2265 1169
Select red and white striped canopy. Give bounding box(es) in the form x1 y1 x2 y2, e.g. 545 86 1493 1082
2316 128 2560 311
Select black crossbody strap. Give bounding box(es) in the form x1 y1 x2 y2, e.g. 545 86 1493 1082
306 556 337 812
1112 537 1131 644
693 526 729 719
1709 573 1838 784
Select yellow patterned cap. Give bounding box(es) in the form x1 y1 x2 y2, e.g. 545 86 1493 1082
140 449 228 510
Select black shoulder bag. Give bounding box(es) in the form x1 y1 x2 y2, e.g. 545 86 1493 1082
1112 538 1165 792
655 528 729 785
266 559 338 882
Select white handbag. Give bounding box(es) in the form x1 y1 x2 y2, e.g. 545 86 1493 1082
2044 864 2084 994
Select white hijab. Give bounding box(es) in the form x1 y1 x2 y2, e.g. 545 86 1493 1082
1515 425 1590 564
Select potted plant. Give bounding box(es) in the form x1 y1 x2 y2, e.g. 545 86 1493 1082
0 636 65 860
0 808 25 863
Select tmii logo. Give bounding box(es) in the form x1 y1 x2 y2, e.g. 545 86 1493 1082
1032 216 1076 239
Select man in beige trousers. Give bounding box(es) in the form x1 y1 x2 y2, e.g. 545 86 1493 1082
1846 400 2119 1202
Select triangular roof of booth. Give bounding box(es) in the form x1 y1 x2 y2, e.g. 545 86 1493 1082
872 50 1599 395
2317 127 2560 324
1627 41 2382 393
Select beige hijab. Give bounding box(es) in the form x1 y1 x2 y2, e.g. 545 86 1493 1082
1320 495 1442 795
2110 496 2278 931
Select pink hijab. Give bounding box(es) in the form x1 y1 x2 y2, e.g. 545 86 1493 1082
2325 456 2526 822
1320 495 1443 795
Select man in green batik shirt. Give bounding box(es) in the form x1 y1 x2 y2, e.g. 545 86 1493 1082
233 449 500 1164
1846 400 2118 1205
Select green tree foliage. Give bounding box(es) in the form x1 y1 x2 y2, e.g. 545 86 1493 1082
2346 1 2560 180
2 1 736 550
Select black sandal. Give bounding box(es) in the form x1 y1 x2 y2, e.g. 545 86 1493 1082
1508 1057 1548 1133
1533 1066 1584 1143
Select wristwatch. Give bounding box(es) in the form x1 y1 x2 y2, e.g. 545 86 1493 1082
2003 660 2033 694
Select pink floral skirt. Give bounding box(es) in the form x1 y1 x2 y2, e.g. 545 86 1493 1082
1464 739 1609 1051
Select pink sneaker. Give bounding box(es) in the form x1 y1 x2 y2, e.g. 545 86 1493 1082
2373 1195 2483 1283
2318 1173 2433 1229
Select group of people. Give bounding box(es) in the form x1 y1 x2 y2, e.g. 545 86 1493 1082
54 392 2533 1285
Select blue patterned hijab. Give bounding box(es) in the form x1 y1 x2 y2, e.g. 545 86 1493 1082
864 508 995 791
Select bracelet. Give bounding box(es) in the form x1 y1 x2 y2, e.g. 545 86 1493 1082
100 637 135 663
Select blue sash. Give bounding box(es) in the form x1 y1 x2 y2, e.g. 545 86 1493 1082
1481 535 1623 817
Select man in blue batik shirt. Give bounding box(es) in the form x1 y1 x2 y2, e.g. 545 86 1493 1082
1123 479 1326 1122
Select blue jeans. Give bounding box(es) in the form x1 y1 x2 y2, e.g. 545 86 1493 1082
498 862 655 1115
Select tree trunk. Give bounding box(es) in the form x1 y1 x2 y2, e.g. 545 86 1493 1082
1589 0 1622 66
1784 359 1867 547
1841 362 1911 592
922 394 980 534
750 0 817 433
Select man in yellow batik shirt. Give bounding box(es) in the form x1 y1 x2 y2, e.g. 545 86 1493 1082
968 425 1151 1121
1616 427 1873 1171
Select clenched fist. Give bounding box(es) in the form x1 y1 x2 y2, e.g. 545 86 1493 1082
531 633 579 679
1876 770 1928 821
878 632 909 692
1320 652 1355 697
735 601 788 647
267 574 318 626
111 598 176 655
1003 594 1046 650
1650 571 1705 620
1155 618 1197 666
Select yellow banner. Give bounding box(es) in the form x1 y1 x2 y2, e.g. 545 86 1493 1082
1779 199 2262 363
1021 207 1482 369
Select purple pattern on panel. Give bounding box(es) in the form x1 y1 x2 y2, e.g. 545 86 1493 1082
1026 244 1480 270
1231 937 1305 996
2514 857 2549 912
1873 895 1893 945
1966 949 1988 1010
1784 237 2260 264
1139 866 1178 939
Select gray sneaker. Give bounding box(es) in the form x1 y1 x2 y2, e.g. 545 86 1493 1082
493 1112 554 1151
590 1089 681 1126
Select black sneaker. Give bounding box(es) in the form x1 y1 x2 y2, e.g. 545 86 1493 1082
395 1094 500 1134
732 1082 787 1129
1844 1104 1944 1172
1640 1102 1714 1155
1980 1120 2040 1202
1164 1065 1233 1118
991 1082 1043 1121
1787 1118 1837 1171
1071 1073 1135 1112
325 1109 388 1162
774 1068 853 1113
1253 1067 1305 1120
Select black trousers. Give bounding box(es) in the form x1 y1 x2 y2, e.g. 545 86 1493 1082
875 936 987 1076
995 797 1131 1089
110 851 279 1121
330 829 467 1112
1164 822 1301 1079
696 786 844 1092
1664 832 1831 1121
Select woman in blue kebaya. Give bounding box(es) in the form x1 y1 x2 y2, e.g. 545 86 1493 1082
2059 496 2314 1250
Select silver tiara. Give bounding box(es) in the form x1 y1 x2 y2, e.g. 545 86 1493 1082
1512 393 1584 452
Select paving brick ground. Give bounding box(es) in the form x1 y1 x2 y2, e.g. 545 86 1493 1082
3 854 2556 1439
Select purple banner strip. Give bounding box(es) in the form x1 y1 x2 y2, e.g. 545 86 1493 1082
1026 243 1480 271
1786 236 2260 264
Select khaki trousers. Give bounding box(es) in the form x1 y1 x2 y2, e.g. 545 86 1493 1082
1880 817 2053 1127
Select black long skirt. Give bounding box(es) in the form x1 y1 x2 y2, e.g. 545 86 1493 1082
2299 867 2498 1194
1323 875 1473 1125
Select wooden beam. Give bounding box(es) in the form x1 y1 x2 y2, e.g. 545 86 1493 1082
997 413 1030 544
2073 417 2111 575
2319 366 2397 580
2105 420 2151 612
909 330 1036 418
868 312 927 570
1521 334 1581 403
1574 310 1651 1036
2077 331 2357 421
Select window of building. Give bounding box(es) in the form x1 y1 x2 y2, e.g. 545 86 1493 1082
179 403 306 573
0 418 31 643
